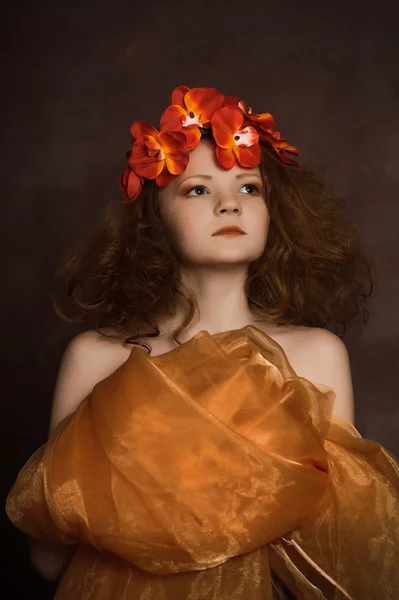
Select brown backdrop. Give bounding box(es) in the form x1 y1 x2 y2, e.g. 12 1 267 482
1 1 398 597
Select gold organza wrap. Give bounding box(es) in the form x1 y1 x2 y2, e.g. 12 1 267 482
6 326 399 599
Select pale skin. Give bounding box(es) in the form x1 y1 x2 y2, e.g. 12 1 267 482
30 139 355 580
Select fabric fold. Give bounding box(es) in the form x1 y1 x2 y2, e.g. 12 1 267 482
6 325 399 599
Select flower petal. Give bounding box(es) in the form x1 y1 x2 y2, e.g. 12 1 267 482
160 106 201 150
181 127 201 151
246 112 275 132
223 95 239 107
160 105 187 132
165 153 189 175
275 141 301 156
262 131 301 157
157 130 188 154
171 85 190 107
130 120 159 140
211 106 244 149
216 146 236 169
185 87 225 125
127 170 143 199
158 131 190 174
130 140 164 179
119 167 143 202
155 167 175 187
234 144 261 168
270 133 300 156
283 145 300 156
144 135 164 159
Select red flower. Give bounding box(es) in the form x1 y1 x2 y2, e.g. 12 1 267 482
223 96 300 166
119 166 143 202
211 105 260 169
224 95 275 135
223 95 251 113
129 121 190 186
160 86 225 150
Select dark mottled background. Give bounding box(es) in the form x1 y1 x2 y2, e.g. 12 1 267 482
1 1 398 596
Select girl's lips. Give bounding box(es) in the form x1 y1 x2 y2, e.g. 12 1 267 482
214 232 245 236
212 226 246 235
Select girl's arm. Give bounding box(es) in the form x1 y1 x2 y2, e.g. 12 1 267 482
29 331 129 580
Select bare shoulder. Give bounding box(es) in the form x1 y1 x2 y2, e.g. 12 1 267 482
58 329 134 386
49 329 132 432
281 326 355 424
286 325 348 353
290 326 351 371
64 328 133 363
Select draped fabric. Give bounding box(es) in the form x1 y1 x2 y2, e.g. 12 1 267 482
6 325 399 599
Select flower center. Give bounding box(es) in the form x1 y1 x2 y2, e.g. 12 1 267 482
234 127 258 147
181 111 202 128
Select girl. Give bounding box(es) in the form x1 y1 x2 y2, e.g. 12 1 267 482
6 86 398 599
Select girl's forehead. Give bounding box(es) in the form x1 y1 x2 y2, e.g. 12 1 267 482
184 140 221 171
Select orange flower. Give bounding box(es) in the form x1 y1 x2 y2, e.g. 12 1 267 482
160 86 225 150
262 129 301 166
129 121 189 186
211 105 260 169
119 166 143 202
223 95 275 134
223 96 300 166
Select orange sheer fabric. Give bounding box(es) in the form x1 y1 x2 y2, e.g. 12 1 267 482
6 326 399 599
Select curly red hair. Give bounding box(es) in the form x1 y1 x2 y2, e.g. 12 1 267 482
52 138 374 348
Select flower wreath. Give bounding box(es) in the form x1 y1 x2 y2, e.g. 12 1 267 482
120 85 300 203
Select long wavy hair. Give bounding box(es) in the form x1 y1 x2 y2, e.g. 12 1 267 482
52 137 375 349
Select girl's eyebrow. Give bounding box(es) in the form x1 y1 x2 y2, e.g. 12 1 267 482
179 173 262 184
236 173 262 179
179 175 212 182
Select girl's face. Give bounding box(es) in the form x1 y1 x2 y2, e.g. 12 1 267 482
158 139 270 267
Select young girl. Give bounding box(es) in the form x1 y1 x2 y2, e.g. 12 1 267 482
6 86 399 599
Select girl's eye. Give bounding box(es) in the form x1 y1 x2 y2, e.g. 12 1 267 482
239 183 260 195
184 183 261 196
185 185 209 196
